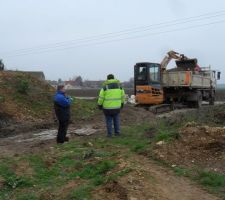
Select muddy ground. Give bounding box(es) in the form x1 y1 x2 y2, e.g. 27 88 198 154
0 105 154 156
0 104 224 200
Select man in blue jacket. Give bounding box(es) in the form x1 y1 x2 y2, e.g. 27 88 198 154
54 85 72 143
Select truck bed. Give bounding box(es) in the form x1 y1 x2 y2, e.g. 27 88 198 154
162 71 215 88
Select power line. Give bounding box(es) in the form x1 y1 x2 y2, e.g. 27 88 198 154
2 11 225 58
2 10 225 56
4 11 225 55
5 19 225 58
2 10 225 55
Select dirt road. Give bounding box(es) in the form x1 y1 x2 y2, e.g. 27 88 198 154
93 154 219 200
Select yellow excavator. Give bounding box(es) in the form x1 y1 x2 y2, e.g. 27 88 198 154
134 50 184 105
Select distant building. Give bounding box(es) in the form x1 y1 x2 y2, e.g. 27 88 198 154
83 80 104 88
47 80 58 89
64 80 81 90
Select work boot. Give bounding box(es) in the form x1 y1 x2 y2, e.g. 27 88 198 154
57 140 64 144
65 136 69 142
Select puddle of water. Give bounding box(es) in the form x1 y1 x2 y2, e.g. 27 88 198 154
16 127 99 143
17 129 57 142
215 101 225 105
33 130 57 139
69 128 98 136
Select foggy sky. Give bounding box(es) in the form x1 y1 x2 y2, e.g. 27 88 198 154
0 0 225 82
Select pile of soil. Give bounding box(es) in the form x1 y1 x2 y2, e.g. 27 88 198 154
154 124 225 174
121 105 155 125
0 71 55 136
0 71 54 123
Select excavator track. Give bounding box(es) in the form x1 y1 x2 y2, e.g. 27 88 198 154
142 103 189 114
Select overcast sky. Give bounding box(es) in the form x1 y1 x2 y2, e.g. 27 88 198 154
0 0 225 82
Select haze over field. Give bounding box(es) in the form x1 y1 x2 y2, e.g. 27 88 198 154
0 0 225 82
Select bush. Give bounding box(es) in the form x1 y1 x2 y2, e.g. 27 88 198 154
17 80 30 94
197 171 225 188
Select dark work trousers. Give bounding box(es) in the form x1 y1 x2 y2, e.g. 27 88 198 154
57 120 69 143
104 113 120 136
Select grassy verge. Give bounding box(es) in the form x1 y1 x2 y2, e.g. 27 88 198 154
71 98 99 120
0 138 130 200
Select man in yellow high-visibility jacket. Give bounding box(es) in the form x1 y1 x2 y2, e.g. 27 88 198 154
98 74 125 137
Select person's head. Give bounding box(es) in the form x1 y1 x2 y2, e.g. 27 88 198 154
107 74 114 80
57 85 65 93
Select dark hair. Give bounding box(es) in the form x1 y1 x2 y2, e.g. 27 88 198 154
57 85 64 91
107 74 114 80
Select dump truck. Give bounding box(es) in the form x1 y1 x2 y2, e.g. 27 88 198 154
134 51 221 108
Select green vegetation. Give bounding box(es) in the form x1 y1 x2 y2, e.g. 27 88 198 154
196 171 225 190
1 80 225 199
70 185 93 200
0 118 225 199
71 98 99 120
173 166 190 177
0 96 4 103
0 71 99 121
17 79 30 94
0 72 54 119
0 137 129 200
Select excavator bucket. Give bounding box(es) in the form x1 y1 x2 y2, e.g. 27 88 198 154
176 58 198 70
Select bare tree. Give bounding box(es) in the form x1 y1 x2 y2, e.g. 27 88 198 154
70 75 83 86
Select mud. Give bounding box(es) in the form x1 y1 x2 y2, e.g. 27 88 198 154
0 104 155 156
154 125 225 174
104 181 128 200
72 127 99 136
0 105 223 199
0 121 54 138
0 112 12 129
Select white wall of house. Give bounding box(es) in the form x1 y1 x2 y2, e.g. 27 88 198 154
64 84 81 90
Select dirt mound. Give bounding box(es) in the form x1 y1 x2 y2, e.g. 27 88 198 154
0 71 54 123
121 105 155 125
154 125 225 174
0 71 56 138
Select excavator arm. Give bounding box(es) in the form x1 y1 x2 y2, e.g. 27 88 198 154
160 50 187 70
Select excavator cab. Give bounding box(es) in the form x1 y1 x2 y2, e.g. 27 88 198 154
134 62 164 105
